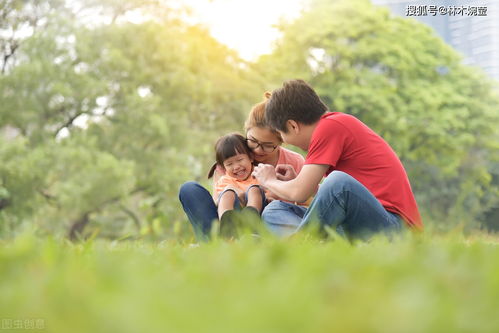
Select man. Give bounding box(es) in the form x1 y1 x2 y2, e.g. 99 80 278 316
253 79 422 240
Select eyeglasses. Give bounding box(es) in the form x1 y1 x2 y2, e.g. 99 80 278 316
246 138 278 153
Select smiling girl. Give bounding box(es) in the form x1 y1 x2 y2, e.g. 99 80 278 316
208 133 265 220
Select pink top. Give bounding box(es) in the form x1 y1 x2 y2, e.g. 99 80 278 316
213 147 305 202
277 147 305 174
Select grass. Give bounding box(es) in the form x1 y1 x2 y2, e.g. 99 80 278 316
1 232 499 333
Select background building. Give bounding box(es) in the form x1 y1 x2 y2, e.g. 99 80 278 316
372 0 499 80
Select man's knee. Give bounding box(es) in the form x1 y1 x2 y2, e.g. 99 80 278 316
262 200 305 221
320 171 356 193
261 200 282 222
262 200 282 215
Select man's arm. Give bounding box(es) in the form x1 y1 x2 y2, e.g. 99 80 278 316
253 163 328 203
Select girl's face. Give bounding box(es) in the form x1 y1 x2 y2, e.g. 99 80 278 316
223 153 253 181
245 127 281 164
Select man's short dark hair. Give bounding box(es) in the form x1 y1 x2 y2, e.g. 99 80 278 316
265 79 329 132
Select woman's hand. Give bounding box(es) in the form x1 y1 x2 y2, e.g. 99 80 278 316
275 164 297 181
252 163 277 187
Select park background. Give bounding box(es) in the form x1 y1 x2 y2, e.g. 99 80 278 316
1 0 499 332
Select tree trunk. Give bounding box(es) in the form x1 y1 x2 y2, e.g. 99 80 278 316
68 213 90 240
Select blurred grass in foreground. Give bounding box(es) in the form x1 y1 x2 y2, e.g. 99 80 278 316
1 232 499 333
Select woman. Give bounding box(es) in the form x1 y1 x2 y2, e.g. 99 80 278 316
179 94 307 240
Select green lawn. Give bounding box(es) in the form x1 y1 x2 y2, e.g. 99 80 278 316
1 232 499 333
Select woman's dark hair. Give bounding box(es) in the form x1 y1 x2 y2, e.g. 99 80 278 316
207 133 253 178
265 79 329 132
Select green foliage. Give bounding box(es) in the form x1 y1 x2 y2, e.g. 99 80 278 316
1 234 499 332
0 138 49 231
257 0 499 229
0 0 264 238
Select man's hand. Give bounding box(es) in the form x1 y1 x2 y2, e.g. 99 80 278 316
252 163 277 187
275 164 297 181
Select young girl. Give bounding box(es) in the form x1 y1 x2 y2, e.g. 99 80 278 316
208 133 266 223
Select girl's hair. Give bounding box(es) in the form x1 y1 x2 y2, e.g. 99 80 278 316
244 92 283 143
207 133 253 178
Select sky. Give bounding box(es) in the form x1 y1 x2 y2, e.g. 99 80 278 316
179 0 306 60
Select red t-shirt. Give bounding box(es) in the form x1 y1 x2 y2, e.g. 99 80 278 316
305 112 423 230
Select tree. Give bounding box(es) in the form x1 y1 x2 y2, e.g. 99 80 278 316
0 0 265 239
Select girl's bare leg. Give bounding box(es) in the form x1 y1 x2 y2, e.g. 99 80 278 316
246 186 263 214
218 190 236 218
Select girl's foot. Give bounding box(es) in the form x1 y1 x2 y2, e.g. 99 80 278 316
219 210 238 238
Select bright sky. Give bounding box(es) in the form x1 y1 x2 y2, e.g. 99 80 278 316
180 0 305 60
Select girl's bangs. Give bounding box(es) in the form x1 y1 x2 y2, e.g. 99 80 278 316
216 134 250 164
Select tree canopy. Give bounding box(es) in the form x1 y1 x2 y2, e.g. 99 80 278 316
0 0 265 238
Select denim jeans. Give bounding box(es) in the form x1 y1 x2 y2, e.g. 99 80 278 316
178 181 218 241
261 200 307 237
181 171 403 241
299 171 403 240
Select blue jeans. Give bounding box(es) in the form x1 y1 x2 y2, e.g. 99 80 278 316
299 171 403 240
178 181 218 241
262 201 307 237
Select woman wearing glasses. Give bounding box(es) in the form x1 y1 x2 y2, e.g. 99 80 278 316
179 94 308 240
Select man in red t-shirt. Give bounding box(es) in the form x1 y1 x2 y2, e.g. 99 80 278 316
253 80 422 240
